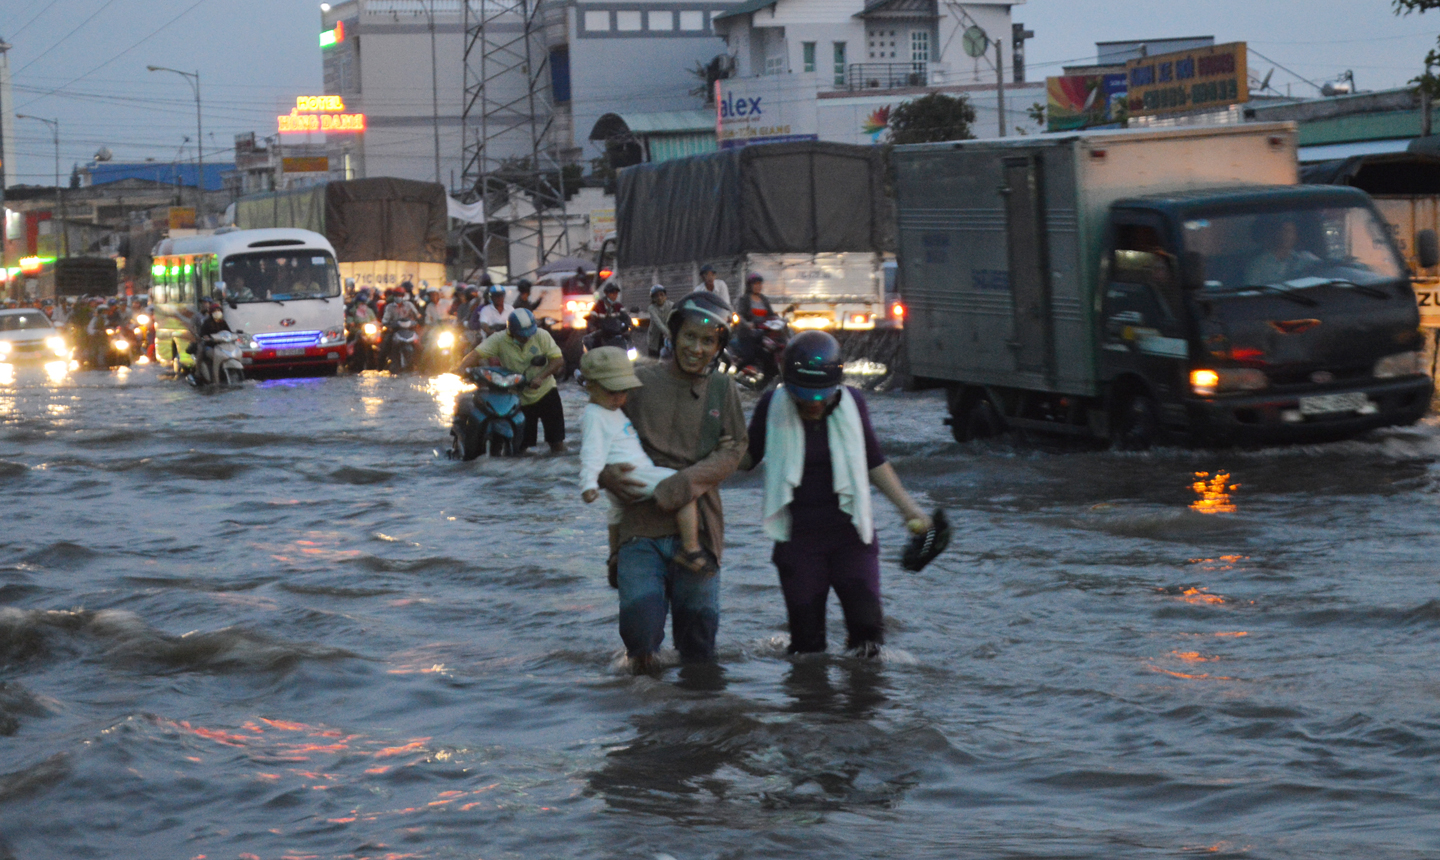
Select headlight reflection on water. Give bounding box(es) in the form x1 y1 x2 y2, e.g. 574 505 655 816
427 372 470 426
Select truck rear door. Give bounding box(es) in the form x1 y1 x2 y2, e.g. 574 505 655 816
1001 156 1053 376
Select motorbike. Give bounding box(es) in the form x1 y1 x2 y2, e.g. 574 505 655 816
422 323 462 375
131 313 155 362
385 318 421 373
348 319 382 371
722 317 791 390
102 325 134 368
449 362 540 459
192 331 246 386
582 314 636 360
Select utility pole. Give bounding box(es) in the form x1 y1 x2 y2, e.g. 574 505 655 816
0 39 10 289
428 0 442 186
995 38 1005 137
15 114 64 257
147 66 205 226
1011 23 1033 83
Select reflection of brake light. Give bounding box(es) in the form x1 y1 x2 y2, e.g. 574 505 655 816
598 269 613 281
891 302 905 319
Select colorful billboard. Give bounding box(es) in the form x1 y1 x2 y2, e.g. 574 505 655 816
1125 41 1248 117
1046 74 1127 131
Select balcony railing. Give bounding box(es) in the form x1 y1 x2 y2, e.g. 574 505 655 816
844 62 928 91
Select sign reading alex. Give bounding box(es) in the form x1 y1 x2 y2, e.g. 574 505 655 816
1126 41 1248 117
715 77 818 150
278 95 366 134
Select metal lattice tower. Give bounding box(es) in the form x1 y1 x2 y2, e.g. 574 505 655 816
459 0 568 282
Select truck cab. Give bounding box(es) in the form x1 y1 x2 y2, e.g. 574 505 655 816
1098 186 1432 445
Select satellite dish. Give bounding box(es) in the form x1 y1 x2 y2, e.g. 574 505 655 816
94 146 113 162
1259 69 1274 93
962 25 989 59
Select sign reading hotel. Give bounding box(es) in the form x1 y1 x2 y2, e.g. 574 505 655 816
278 95 366 134
715 77 818 149
1125 41 1248 117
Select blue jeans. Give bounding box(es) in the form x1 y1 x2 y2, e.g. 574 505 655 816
617 536 720 663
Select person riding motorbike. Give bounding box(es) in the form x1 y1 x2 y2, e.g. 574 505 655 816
381 289 420 365
196 301 233 370
513 279 541 312
475 283 510 336
584 283 632 351
646 285 674 358
731 273 777 366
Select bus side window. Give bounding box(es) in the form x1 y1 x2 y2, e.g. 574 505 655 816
194 260 208 302
153 262 168 305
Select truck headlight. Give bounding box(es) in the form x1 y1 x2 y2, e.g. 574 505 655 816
1373 351 1425 379
1190 367 1268 396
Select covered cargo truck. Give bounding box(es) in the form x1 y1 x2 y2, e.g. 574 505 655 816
235 178 448 291
895 123 1437 448
602 141 896 331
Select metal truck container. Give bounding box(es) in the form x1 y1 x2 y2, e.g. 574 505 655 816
895 122 1437 447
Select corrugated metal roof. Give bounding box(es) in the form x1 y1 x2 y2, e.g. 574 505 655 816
621 110 717 134
1298 139 1413 163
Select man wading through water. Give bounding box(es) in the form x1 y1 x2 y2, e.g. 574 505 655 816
597 291 747 672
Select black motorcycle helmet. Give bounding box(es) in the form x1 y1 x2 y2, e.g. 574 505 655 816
603 283 620 297
782 331 843 402
667 290 732 349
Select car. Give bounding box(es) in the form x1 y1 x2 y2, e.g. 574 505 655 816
0 308 69 363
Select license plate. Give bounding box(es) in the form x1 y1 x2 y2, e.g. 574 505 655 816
1299 391 1368 415
277 348 305 357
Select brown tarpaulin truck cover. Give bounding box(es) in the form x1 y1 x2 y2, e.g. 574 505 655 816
235 178 447 264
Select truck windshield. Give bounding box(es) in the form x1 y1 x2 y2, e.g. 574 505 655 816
221 251 341 303
1182 204 1404 292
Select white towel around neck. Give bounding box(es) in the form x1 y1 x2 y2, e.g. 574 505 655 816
761 385 874 544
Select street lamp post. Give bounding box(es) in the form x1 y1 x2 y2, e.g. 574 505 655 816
14 114 65 258
147 66 205 225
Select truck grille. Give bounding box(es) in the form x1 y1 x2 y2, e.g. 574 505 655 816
253 331 320 350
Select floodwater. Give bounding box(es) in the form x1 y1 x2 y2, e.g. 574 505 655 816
1 361 1440 859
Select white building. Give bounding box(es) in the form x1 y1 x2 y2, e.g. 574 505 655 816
711 0 1043 145
316 0 740 186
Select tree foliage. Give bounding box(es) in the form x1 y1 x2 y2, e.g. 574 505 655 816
1395 0 1440 97
887 93 977 145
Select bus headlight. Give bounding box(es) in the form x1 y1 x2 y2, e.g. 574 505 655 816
1374 351 1425 379
1190 367 1268 396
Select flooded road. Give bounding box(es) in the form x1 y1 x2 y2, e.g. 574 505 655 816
2 363 1440 859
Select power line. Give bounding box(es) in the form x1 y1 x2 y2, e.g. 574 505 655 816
6 0 66 40
1247 47 1324 93
15 0 213 112
12 0 124 76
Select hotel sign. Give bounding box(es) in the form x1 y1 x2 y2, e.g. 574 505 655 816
278 95 366 134
1125 41 1248 117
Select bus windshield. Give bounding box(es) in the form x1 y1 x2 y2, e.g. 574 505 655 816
1182 204 1405 293
221 251 341 303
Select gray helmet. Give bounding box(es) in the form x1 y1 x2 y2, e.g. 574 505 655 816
667 289 732 349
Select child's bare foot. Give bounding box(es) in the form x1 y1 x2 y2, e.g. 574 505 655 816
630 652 659 674
672 547 717 577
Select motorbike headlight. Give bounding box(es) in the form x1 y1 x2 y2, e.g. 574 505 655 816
112 338 131 351
46 336 66 355
437 331 456 349
136 314 150 326
1190 367 1268 396
626 347 638 361
362 322 378 336
1374 351 1425 379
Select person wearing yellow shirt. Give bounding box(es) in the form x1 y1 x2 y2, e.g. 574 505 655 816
455 308 568 454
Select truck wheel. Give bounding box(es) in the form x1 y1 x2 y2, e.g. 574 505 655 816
1112 392 1160 451
963 398 1005 442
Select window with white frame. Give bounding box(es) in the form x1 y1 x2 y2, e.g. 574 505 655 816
765 55 784 75
911 30 929 62
803 41 816 72
679 10 703 30
833 42 846 85
615 10 642 30
584 10 610 31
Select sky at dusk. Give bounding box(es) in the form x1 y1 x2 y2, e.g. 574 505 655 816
0 0 1434 187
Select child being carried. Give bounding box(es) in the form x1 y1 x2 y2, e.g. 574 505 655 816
578 346 712 576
